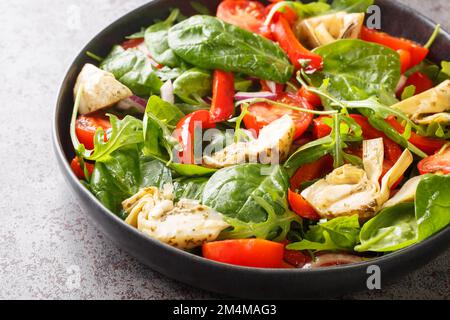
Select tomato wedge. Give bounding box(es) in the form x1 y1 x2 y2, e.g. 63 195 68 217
290 155 333 191
361 27 429 69
202 239 285 268
70 157 94 179
121 38 144 50
243 92 314 140
298 87 322 107
75 113 111 150
217 0 266 34
418 147 450 175
397 72 434 98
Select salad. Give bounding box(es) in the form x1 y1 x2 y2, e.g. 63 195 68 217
69 0 450 269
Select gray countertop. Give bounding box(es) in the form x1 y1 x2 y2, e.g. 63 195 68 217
0 0 449 300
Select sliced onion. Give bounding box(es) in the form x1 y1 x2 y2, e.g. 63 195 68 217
116 95 147 113
304 253 364 269
235 91 277 101
160 80 175 104
265 80 277 93
396 75 408 92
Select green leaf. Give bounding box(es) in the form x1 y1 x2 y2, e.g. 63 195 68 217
415 174 450 241
355 203 417 252
90 147 172 216
100 46 163 95
401 85 416 101
330 0 374 13
286 1 331 18
311 39 401 101
190 1 211 15
145 95 184 128
173 68 212 105
172 176 209 201
87 115 144 162
203 164 290 223
288 215 361 251
168 15 294 83
145 9 182 67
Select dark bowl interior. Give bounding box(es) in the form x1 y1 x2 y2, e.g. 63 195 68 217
53 0 450 299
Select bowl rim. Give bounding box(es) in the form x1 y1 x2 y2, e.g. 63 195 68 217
52 0 450 276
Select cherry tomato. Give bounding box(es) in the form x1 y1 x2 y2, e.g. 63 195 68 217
70 157 94 180
217 0 266 34
121 38 144 50
288 189 321 221
75 113 111 150
290 155 333 191
418 147 450 175
243 93 314 140
298 87 322 107
402 72 434 96
203 239 285 268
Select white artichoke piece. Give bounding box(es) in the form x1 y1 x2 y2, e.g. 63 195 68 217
123 187 229 249
203 115 296 169
301 138 413 219
294 12 364 49
393 80 450 125
382 176 423 209
74 63 133 115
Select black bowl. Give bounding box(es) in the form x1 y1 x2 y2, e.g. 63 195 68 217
53 0 450 299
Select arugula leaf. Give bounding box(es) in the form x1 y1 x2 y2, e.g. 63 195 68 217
288 215 361 251
173 68 212 105
330 0 374 13
415 174 450 241
355 203 417 252
145 9 182 68
168 15 294 83
311 39 401 101
100 46 162 95
87 114 144 162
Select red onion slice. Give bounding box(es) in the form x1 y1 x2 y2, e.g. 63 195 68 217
235 91 277 101
116 95 147 113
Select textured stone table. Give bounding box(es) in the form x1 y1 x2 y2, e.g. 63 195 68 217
0 0 449 300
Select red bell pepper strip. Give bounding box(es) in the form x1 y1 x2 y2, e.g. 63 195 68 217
202 239 285 268
397 49 412 74
386 116 446 155
271 15 323 72
288 189 321 221
175 110 216 164
290 155 333 191
210 70 235 122
361 27 429 69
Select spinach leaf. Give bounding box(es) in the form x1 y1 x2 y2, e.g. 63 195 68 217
288 215 361 252
145 9 182 67
146 95 184 128
156 65 186 81
173 68 212 105
311 39 400 101
355 203 417 252
100 46 163 95
87 114 144 162
202 164 290 223
287 1 331 18
330 0 374 13
90 147 172 215
168 15 294 83
172 176 209 201
415 174 450 241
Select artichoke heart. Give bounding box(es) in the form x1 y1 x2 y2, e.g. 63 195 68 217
301 138 413 219
393 80 450 125
203 115 296 169
294 12 364 49
122 186 229 249
74 64 133 115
